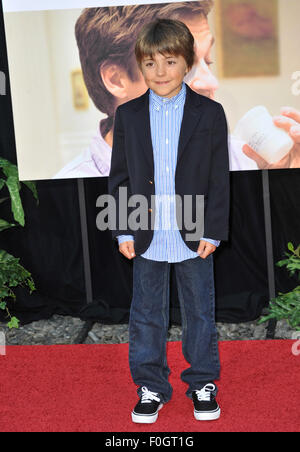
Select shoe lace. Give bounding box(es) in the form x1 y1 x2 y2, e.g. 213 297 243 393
140 386 161 404
195 383 216 401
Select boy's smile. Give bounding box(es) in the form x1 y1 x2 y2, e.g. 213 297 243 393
140 52 189 99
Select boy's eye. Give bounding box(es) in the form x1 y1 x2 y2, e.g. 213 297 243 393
145 61 176 67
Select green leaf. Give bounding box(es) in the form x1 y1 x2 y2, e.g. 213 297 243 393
0 219 16 232
276 259 289 268
0 285 11 299
258 314 275 324
1 159 19 180
0 158 37 333
0 157 14 171
5 175 25 226
21 181 39 205
288 242 295 252
7 316 20 329
0 249 36 298
0 249 17 264
26 277 36 293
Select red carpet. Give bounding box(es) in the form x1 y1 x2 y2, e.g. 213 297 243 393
0 340 299 432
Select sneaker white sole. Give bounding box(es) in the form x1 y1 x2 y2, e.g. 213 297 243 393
132 403 164 424
194 407 221 421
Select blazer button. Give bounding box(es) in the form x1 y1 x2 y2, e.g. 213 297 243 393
149 208 153 212
149 180 153 184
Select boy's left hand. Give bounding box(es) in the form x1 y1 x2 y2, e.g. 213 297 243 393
197 240 216 259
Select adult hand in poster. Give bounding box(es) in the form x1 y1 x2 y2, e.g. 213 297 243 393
242 107 300 169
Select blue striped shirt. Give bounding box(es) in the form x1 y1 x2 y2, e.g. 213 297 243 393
117 81 220 262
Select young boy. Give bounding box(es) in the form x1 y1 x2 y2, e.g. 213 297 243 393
108 18 230 424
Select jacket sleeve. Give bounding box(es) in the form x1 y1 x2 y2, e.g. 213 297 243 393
203 103 230 241
108 106 134 242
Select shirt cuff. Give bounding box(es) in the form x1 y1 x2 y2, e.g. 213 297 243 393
201 237 221 247
117 235 135 245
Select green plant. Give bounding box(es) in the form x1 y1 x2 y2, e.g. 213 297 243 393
0 157 39 328
258 242 300 331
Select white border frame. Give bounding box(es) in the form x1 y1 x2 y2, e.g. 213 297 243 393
3 0 193 13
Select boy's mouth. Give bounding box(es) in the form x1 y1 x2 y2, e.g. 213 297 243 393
156 81 170 85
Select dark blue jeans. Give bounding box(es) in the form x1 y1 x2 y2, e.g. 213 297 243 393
129 254 220 403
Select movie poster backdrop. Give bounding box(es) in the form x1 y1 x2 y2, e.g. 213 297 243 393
2 0 300 181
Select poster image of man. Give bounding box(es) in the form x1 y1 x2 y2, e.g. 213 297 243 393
53 1 300 178
3 1 300 180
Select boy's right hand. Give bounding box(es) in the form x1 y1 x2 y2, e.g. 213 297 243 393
119 240 136 260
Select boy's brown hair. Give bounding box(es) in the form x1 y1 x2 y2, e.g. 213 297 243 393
75 2 214 137
135 18 195 72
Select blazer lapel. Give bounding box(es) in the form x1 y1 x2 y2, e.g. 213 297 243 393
133 82 205 173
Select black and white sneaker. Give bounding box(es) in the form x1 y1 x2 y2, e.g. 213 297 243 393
132 386 164 424
192 383 221 421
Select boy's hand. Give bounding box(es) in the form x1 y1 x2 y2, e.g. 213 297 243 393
119 240 136 260
197 240 216 259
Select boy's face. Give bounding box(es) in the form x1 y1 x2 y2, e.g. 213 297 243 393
100 14 218 118
140 52 189 98
123 16 218 102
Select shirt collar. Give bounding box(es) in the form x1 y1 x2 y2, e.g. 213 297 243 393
149 81 186 109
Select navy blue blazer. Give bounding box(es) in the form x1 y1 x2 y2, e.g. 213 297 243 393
108 82 230 255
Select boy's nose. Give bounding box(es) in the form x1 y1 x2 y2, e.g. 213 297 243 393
155 64 167 76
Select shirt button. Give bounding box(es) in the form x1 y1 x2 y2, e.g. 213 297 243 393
166 111 168 115
166 139 169 144
166 167 169 172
